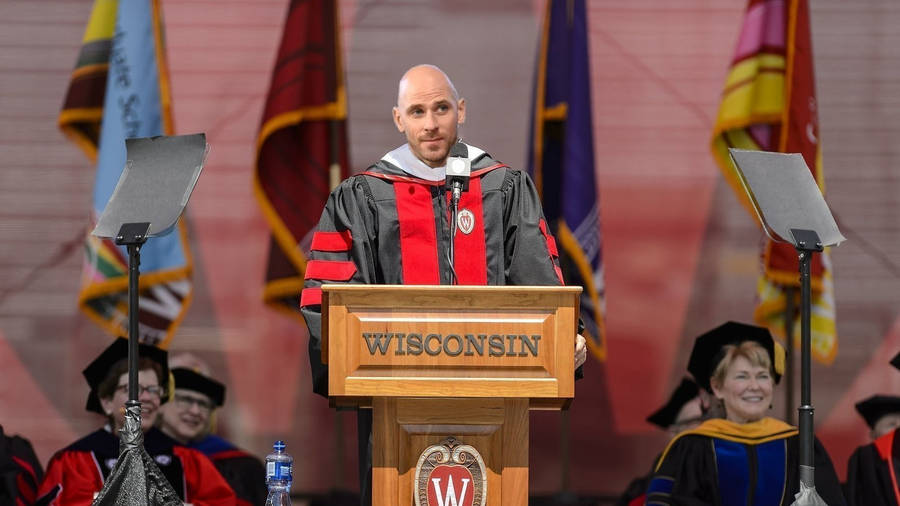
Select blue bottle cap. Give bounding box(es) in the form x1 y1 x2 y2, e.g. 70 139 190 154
274 440 286 452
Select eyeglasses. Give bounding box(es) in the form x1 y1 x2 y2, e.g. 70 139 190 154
173 393 213 413
115 384 163 397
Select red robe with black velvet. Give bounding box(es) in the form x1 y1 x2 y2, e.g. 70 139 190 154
36 427 236 505
299 143 565 397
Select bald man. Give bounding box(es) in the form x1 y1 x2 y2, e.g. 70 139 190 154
300 65 585 505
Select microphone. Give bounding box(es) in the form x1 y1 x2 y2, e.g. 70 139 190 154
446 142 471 203
445 141 470 285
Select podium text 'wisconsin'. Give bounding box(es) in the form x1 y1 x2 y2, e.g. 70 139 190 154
322 284 580 506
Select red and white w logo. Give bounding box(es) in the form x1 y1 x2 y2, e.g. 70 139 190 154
427 466 474 506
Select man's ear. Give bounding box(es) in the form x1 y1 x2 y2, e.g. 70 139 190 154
457 98 466 125
392 106 404 133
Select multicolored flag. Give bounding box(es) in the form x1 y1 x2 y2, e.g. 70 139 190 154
711 0 837 363
254 0 350 317
61 0 192 347
528 0 607 361
58 0 116 161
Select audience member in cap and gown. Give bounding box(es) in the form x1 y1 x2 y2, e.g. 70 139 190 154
844 352 900 506
616 377 703 506
0 424 42 505
646 321 846 506
36 338 236 505
160 355 266 506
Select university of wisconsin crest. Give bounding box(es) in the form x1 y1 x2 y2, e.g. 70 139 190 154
414 437 486 506
457 209 475 235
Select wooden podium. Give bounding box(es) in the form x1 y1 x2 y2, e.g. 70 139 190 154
321 284 580 506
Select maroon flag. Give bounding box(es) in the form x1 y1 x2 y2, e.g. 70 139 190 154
254 0 350 316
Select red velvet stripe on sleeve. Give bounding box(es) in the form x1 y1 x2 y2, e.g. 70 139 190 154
545 235 559 257
304 260 357 281
11 455 36 484
300 287 322 307
311 230 352 252
11 455 37 504
539 219 565 284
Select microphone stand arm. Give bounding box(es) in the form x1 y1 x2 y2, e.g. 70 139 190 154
447 181 462 284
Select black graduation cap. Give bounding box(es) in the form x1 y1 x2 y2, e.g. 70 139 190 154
82 337 170 414
686 321 784 392
171 368 226 407
855 395 900 429
646 377 700 429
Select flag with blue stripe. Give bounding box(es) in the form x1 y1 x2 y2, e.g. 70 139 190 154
528 0 607 360
66 0 192 347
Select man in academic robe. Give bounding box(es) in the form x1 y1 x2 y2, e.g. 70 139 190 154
160 366 267 506
845 353 900 506
616 378 703 506
300 64 587 506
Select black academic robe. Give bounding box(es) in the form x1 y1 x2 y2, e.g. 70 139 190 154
190 435 267 506
300 144 566 396
0 425 42 506
299 144 567 506
845 428 900 506
647 418 846 506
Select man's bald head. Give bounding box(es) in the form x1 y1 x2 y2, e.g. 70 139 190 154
391 64 466 168
396 64 460 109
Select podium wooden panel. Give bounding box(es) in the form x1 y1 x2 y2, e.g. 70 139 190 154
322 285 580 506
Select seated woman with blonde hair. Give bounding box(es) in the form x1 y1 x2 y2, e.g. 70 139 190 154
646 321 846 506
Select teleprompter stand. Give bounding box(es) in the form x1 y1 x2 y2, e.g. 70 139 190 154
728 148 845 506
115 222 151 439
90 134 208 505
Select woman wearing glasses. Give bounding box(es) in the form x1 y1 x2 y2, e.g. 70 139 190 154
160 366 267 506
36 338 237 505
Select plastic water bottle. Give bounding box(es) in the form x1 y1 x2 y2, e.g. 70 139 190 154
265 440 293 506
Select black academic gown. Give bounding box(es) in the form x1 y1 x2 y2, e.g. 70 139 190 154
190 435 267 506
300 143 566 395
300 144 567 506
648 418 846 506
0 425 42 506
845 428 900 506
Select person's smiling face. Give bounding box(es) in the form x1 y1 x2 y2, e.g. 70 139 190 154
160 389 214 443
100 368 162 432
712 355 774 424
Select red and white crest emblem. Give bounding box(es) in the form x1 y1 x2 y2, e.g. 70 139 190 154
457 209 475 235
414 437 486 506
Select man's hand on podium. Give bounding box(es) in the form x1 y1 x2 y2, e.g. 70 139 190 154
575 334 587 369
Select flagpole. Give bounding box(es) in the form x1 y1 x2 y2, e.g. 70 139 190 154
561 410 570 491
328 118 345 492
329 120 341 191
784 286 795 424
